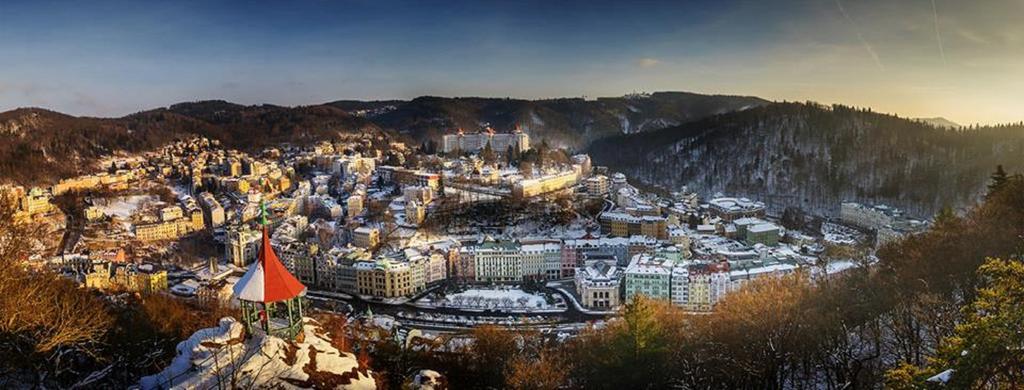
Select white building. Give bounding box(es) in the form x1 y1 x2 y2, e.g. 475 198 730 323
403 185 434 205
586 175 610 197
472 238 523 283
442 129 530 154
575 260 621 309
521 240 561 281
226 226 261 267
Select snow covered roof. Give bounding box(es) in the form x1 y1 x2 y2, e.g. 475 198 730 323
520 242 561 252
748 223 779 233
733 217 763 226
708 197 765 212
354 226 377 234
729 263 798 278
696 224 716 232
624 255 674 275
233 227 307 303
926 369 954 383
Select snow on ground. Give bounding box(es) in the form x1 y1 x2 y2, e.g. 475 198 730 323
169 282 197 297
409 370 445 390
170 183 191 200
824 260 859 275
139 317 375 390
370 315 397 330
444 287 549 310
821 222 862 245
95 195 159 220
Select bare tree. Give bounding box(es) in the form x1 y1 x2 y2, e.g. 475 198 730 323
0 193 114 386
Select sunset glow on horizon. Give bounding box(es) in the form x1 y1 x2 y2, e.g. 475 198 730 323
1 0 1021 125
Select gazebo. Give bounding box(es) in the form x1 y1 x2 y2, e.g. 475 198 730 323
232 205 307 340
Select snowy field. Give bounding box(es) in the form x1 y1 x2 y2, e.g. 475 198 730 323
431 287 551 310
95 195 160 219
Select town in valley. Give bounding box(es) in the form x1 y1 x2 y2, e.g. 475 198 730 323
8 125 926 341
3 1 1022 387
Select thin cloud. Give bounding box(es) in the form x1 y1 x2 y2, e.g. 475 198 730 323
637 58 662 68
834 0 885 71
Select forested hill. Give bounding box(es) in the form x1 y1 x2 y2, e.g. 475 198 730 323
5 97 1020 217
0 92 764 186
588 102 1024 216
0 103 385 185
329 91 769 149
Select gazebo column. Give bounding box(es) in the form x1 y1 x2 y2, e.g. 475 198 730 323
264 302 273 333
241 302 250 334
286 299 294 331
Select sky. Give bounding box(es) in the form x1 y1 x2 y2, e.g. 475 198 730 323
1 0 1022 125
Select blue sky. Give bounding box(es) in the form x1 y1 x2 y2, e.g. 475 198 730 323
1 0 1022 124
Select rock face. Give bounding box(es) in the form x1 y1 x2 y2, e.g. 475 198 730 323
139 317 376 390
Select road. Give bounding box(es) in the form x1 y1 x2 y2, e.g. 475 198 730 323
307 284 610 329
602 197 614 213
57 214 84 256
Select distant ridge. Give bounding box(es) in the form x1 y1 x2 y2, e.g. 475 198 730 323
326 91 769 148
915 117 962 129
6 93 1019 216
0 91 765 185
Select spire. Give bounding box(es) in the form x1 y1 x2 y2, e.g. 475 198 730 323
259 200 269 226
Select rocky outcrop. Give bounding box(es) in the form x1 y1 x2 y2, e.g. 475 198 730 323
139 317 376 389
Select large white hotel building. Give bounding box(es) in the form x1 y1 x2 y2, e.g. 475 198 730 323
442 128 530 154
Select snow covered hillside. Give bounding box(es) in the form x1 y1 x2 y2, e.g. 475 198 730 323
139 317 376 389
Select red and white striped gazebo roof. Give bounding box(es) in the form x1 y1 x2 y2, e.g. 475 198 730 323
233 227 306 303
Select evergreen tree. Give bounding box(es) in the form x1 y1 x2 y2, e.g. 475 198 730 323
888 258 1024 388
572 295 682 389
536 139 549 169
505 145 515 166
987 165 1008 197
481 141 496 164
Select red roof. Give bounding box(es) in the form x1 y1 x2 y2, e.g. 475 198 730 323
233 227 306 303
